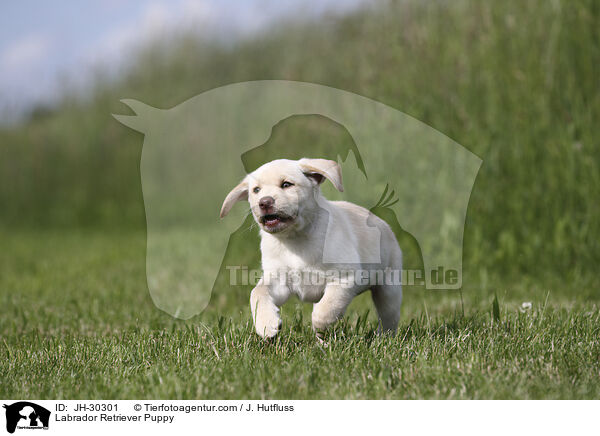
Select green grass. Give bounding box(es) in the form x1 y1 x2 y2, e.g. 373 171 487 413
1 231 598 399
1 0 599 280
1 0 599 399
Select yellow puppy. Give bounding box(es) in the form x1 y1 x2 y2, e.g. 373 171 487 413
221 158 402 339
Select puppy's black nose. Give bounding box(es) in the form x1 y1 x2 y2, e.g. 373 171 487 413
259 196 275 211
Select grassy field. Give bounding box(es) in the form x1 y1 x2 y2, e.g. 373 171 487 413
1 0 599 399
1 231 599 399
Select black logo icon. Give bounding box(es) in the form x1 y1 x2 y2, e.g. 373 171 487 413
3 402 50 434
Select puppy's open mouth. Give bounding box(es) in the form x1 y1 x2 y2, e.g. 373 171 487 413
259 213 294 231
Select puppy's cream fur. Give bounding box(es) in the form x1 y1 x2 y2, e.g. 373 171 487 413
221 158 402 339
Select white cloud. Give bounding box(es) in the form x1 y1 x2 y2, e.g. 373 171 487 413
181 0 213 23
90 0 216 68
1 34 52 73
94 2 169 63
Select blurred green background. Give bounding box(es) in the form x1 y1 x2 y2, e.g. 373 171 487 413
2 0 598 285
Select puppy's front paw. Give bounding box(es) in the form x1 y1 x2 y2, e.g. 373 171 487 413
254 314 282 339
311 310 336 333
315 332 329 348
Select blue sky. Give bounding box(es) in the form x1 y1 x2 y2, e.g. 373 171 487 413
0 0 365 122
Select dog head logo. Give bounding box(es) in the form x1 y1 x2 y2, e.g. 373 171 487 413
3 402 50 434
114 80 481 318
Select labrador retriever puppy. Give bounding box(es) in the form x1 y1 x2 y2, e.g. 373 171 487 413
220 158 402 340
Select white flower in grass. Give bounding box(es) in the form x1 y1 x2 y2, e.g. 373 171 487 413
519 302 532 312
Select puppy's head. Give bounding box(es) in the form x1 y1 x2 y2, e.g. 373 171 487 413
220 158 343 234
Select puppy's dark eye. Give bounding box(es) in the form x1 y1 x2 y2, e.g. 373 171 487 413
253 187 260 194
281 181 294 189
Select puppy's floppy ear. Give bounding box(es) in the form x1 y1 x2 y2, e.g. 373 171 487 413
298 158 344 192
220 180 248 218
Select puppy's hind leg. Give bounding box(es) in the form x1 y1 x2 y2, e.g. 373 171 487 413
372 243 403 333
371 281 402 333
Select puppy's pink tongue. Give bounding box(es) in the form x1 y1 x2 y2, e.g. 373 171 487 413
265 217 280 227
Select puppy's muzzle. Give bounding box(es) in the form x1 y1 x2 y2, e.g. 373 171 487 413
259 196 275 214
254 196 295 232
